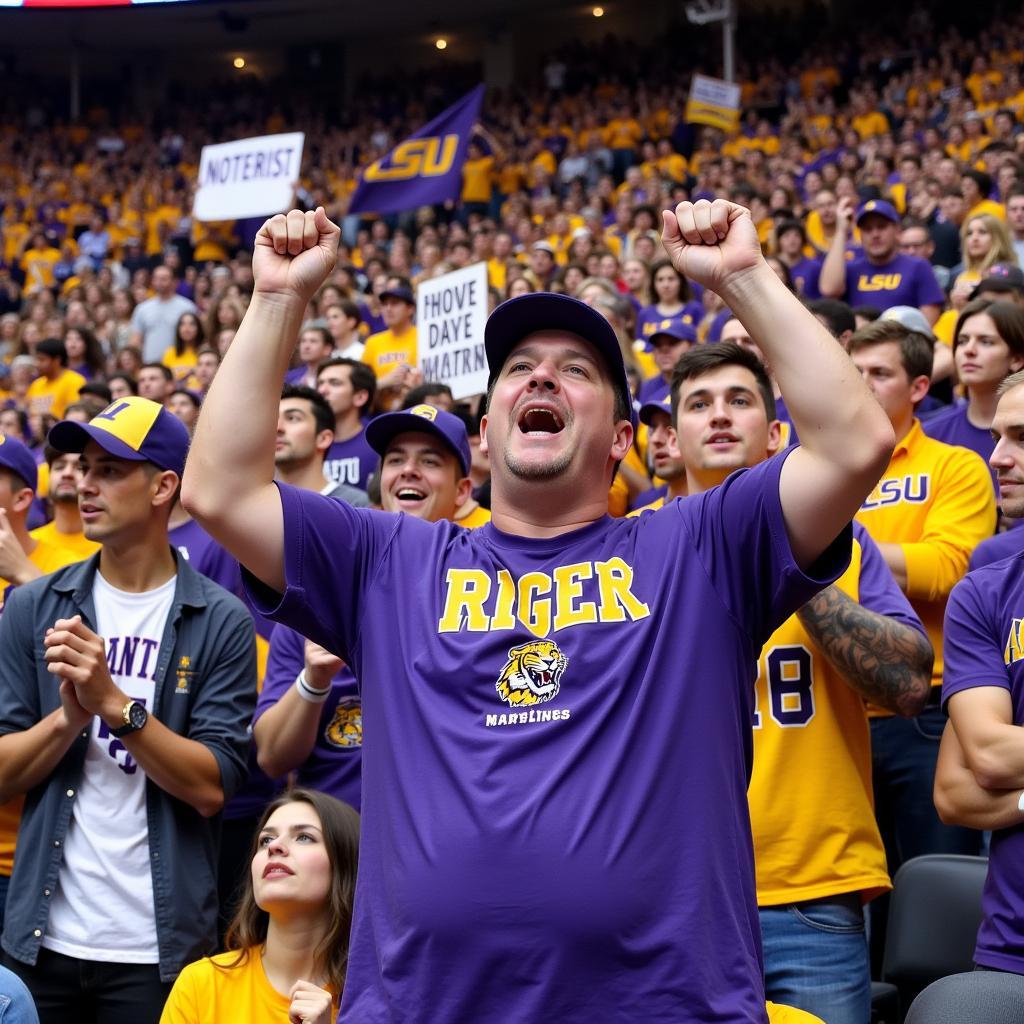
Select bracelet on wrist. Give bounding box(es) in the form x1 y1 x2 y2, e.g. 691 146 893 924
295 670 331 704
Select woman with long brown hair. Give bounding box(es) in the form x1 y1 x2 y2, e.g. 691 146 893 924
160 789 359 1024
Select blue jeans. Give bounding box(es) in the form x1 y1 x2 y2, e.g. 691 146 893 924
760 896 871 1024
869 706 981 972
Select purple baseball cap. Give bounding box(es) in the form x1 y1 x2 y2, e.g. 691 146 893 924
365 404 471 477
0 434 38 492
638 390 674 427
484 292 637 426
48 396 190 478
649 322 698 345
855 199 900 225
380 284 416 305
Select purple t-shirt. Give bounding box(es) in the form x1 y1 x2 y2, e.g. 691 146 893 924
255 623 362 810
323 430 377 492
789 256 822 299
242 450 850 1022
635 302 702 344
842 253 945 309
170 517 280 818
970 528 1024 571
921 403 996 490
942 554 1024 972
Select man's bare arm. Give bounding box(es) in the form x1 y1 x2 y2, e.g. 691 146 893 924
935 720 1024 831
797 585 932 717
946 685 1024 790
663 200 895 570
182 208 340 593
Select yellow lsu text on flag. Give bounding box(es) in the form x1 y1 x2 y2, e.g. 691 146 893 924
364 135 460 182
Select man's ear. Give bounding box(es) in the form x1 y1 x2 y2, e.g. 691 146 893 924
9 486 35 516
455 476 473 508
909 373 931 406
152 470 180 509
479 413 489 456
316 428 335 456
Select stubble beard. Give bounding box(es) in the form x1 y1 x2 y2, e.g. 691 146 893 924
502 444 575 481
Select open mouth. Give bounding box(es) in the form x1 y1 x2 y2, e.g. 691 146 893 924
395 487 427 502
706 432 739 445
517 405 565 436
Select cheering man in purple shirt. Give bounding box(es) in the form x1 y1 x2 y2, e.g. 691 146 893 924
183 202 894 1023
820 198 945 323
936 369 1024 974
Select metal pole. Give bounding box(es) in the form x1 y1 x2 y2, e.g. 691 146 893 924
70 50 80 121
722 0 735 83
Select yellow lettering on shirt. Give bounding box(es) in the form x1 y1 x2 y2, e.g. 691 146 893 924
552 562 598 631
437 559 650 635
857 273 903 292
1004 618 1024 666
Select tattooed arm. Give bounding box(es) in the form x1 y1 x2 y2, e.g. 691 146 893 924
796 585 933 717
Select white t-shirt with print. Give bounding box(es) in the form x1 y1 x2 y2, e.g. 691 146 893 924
42 571 177 963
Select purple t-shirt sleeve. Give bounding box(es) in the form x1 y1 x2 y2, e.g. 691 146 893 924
942 574 1010 707
254 622 306 721
853 521 926 635
240 482 401 660
680 445 852 647
914 257 945 306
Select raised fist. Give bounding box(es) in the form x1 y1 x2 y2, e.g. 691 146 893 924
253 207 340 305
661 199 764 293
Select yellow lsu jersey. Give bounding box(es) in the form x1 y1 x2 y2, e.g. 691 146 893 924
750 526 897 906
855 419 996 695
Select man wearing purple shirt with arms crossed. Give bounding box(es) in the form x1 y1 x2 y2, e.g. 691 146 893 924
183 201 894 1022
936 369 1024 974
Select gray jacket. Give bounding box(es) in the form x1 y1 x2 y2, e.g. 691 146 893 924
0 550 256 981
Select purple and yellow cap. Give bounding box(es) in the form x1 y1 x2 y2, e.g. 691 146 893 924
0 434 38 492
855 199 900 225
48 396 190 478
638 390 674 427
484 292 637 426
365 404 471 477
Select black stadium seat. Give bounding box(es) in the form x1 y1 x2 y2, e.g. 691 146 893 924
871 855 989 1022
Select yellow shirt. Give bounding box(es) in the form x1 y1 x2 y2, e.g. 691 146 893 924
162 345 199 381
25 368 87 419
455 504 491 529
29 520 100 562
461 156 495 203
605 118 643 150
968 198 1006 221
486 257 507 293
851 111 889 139
361 325 418 379
749 532 891 906
0 536 93 875
20 246 62 293
855 419 996 695
159 950 337 1024
607 445 650 518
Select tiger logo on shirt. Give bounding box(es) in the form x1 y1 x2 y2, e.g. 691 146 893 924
325 698 363 749
496 640 568 707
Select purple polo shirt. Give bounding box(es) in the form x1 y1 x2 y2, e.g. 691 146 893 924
842 253 945 309
921 403 995 489
943 555 1024 972
242 449 850 1022
970 528 1024 571
255 623 362 810
323 429 377 491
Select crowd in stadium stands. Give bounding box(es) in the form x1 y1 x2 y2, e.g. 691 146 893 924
2 5 1024 1023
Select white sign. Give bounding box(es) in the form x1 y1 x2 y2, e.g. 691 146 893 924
417 262 489 400
193 132 305 221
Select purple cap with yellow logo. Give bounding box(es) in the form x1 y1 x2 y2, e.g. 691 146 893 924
0 433 38 492
855 199 900 225
638 390 675 427
48 396 190 477
366 404 472 477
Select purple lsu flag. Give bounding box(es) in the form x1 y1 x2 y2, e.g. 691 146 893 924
348 85 485 216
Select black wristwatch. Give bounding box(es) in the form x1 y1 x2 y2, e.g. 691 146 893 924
111 699 149 738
